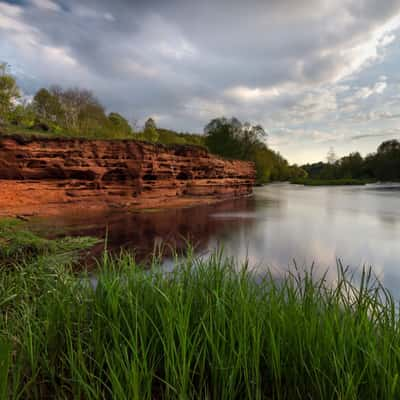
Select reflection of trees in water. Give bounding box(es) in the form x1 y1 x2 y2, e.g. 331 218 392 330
36 197 257 262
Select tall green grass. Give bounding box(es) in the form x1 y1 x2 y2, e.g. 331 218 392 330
0 218 99 266
1 249 400 399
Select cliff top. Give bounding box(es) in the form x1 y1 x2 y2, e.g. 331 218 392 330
0 129 208 154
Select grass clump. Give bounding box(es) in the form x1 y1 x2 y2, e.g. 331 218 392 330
1 248 400 399
0 217 99 266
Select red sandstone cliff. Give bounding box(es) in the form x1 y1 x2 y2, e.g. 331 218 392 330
0 134 256 217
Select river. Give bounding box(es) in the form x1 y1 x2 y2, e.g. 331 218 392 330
34 183 400 293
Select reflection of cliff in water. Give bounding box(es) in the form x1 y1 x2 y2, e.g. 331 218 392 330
33 197 257 262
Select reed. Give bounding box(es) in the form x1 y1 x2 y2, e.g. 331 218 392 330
1 247 400 399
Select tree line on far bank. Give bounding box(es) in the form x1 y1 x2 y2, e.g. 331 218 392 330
0 62 304 183
302 140 400 182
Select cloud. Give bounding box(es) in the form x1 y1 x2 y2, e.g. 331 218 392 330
1 0 400 163
270 127 342 147
224 86 281 102
350 81 388 100
30 0 61 12
351 129 400 141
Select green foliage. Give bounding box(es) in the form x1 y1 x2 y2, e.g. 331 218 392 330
288 164 308 179
108 112 133 136
0 218 99 265
2 247 400 399
8 103 36 128
157 128 206 147
33 87 63 126
204 117 304 183
302 140 400 183
31 86 135 138
338 152 363 178
0 336 12 400
0 63 20 121
143 117 159 142
205 117 245 159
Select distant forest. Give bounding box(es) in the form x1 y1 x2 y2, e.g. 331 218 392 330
302 141 400 182
1 63 399 184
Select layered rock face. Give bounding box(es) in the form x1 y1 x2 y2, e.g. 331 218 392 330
0 135 256 216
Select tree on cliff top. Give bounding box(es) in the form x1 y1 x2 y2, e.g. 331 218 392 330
204 117 299 183
32 86 110 136
33 88 63 125
58 87 106 132
108 112 132 135
0 63 20 122
144 117 159 142
204 117 267 160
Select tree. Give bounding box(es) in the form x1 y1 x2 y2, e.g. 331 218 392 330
241 122 267 159
377 139 400 154
0 63 20 121
203 117 298 183
108 112 132 136
33 88 63 124
375 139 400 181
204 117 267 160
204 117 243 159
143 117 159 142
289 164 308 179
302 139 400 182
41 87 107 135
60 88 104 132
339 152 363 178
8 101 36 128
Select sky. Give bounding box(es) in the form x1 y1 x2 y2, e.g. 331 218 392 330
1 0 400 164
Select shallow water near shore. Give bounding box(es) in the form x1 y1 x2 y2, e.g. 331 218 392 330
32 182 400 293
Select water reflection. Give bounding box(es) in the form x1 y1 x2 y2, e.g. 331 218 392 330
33 197 257 262
34 183 400 295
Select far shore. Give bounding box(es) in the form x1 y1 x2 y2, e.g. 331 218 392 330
290 178 377 186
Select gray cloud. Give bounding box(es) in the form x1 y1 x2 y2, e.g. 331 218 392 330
1 0 400 162
351 129 400 141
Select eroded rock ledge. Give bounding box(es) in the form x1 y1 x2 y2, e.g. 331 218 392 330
0 134 256 216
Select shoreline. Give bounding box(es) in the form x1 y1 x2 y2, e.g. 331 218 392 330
0 179 254 218
0 134 255 218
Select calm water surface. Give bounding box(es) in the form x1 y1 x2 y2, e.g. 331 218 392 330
35 183 400 293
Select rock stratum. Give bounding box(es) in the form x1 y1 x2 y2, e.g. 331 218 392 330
0 135 256 217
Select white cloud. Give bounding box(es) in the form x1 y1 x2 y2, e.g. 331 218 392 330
0 3 29 33
380 33 396 46
73 5 115 21
41 45 77 66
30 0 61 12
0 2 23 17
345 81 387 103
224 86 281 102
